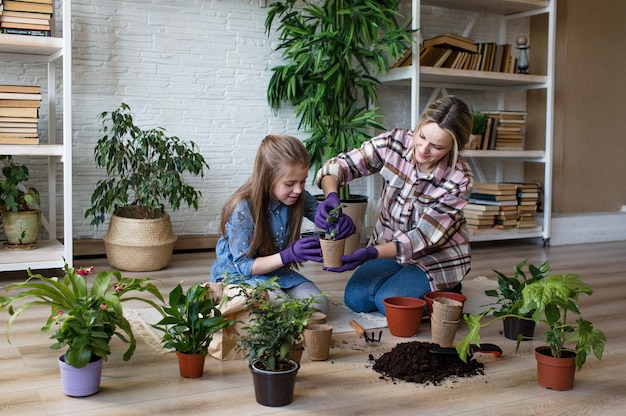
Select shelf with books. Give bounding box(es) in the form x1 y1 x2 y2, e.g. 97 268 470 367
382 0 555 244
0 0 73 271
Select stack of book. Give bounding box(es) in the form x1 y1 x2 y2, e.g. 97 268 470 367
463 202 499 229
0 0 54 37
478 111 527 150
0 84 41 144
470 183 519 229
392 33 518 74
514 183 541 229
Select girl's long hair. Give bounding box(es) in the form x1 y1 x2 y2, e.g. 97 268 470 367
219 134 310 257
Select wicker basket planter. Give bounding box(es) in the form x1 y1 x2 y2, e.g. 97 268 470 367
103 212 177 272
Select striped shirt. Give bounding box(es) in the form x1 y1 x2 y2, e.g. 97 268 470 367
315 128 474 290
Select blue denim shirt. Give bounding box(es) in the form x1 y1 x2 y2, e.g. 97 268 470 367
210 191 318 288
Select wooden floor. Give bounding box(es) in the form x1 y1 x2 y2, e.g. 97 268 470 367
1 239 625 415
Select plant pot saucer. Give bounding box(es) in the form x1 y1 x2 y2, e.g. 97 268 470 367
3 242 38 250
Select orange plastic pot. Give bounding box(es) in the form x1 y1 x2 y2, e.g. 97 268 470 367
383 296 426 337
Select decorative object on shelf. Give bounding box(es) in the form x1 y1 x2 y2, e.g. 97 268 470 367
0 263 165 396
85 103 210 271
468 111 489 150
265 0 414 201
516 35 530 74
151 282 234 378
0 155 41 249
457 267 606 391
236 277 322 406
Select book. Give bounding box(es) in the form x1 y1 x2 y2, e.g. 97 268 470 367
471 192 517 202
0 92 42 100
2 1 54 14
423 33 477 53
469 198 518 206
432 48 454 68
0 22 51 30
463 210 497 219
1 10 53 19
0 15 51 26
392 47 413 68
0 99 41 107
0 107 39 118
466 218 495 226
0 28 51 36
0 85 41 93
463 203 500 212
0 136 39 144
473 182 518 192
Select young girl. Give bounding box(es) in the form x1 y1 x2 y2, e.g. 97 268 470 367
315 96 474 315
210 134 353 314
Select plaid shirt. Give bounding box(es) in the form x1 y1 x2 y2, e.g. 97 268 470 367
315 128 474 290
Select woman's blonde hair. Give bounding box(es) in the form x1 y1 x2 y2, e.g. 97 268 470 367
416 95 472 168
219 134 310 257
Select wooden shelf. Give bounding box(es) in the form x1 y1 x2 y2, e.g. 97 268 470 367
380 66 547 89
0 34 63 57
0 144 64 157
421 0 550 16
0 240 66 271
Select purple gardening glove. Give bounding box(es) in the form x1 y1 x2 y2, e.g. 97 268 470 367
314 192 341 230
324 246 378 272
314 192 356 240
279 236 323 265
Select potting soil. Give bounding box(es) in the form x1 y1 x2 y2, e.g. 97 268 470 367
372 341 485 385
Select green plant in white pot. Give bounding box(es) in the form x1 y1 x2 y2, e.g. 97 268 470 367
84 103 210 271
0 155 41 248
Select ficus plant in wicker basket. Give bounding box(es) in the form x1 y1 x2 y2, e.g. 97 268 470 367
84 103 210 271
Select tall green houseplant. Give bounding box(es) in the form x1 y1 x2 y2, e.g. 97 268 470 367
265 0 414 199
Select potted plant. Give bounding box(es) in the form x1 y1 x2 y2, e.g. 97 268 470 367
236 277 322 407
152 282 234 378
485 258 549 340
457 270 606 391
319 204 346 268
84 102 210 272
468 111 489 149
265 0 414 251
0 155 41 248
0 263 165 396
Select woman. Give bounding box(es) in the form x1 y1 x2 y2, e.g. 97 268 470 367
314 96 474 314
210 134 354 314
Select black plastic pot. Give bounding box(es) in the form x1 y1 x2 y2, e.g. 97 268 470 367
249 359 300 407
503 316 536 341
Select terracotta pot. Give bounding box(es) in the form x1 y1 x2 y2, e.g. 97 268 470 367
58 354 103 397
288 342 304 363
303 324 333 361
535 346 576 391
250 359 300 407
382 296 426 337
503 316 536 341
424 291 467 317
176 351 206 378
320 238 346 268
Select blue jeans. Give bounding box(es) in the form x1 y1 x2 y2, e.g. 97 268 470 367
343 258 432 315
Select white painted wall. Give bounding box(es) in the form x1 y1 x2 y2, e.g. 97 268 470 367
3 0 624 245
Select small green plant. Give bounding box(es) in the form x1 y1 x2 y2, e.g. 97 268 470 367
324 204 347 240
152 283 234 355
0 263 164 368
457 270 606 371
485 259 549 317
85 103 210 227
0 155 40 212
236 277 322 371
472 111 489 136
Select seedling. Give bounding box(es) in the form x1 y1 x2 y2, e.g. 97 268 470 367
324 204 346 240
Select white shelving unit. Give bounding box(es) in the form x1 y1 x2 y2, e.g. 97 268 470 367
0 0 73 270
380 0 555 244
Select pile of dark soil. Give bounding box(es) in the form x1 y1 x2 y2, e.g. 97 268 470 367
372 341 485 386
